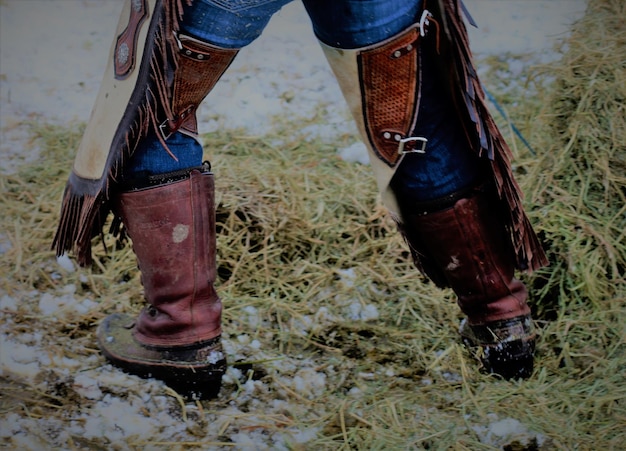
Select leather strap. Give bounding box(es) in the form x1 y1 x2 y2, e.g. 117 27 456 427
160 33 239 139
114 0 149 79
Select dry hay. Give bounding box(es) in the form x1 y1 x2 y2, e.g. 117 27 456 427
1 0 625 449
523 0 626 310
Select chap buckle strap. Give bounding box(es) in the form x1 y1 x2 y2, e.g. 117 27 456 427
159 33 238 139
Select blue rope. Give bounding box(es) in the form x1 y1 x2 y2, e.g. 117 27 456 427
484 88 537 156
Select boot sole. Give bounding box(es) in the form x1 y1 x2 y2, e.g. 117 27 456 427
97 313 226 400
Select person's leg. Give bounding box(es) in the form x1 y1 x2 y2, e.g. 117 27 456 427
90 0 291 399
304 0 545 378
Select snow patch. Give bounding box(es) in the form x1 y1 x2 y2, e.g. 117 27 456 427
472 414 547 448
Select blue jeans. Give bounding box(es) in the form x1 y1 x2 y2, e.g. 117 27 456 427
129 0 484 203
182 0 421 49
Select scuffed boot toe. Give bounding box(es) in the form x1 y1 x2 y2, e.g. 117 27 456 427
97 313 227 400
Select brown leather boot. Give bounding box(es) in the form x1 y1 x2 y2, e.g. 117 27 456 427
97 164 226 399
404 187 535 379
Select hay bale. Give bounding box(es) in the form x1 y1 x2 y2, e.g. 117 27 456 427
522 0 626 311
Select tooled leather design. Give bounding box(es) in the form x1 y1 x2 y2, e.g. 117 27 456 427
163 34 238 137
114 0 149 79
358 26 421 167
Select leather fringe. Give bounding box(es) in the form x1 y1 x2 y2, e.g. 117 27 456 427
53 0 190 266
433 0 548 272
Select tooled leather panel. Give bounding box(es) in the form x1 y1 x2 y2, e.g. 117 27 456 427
114 0 149 79
168 35 238 136
358 26 420 167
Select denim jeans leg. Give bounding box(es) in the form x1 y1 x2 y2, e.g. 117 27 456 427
181 0 294 49
302 0 422 48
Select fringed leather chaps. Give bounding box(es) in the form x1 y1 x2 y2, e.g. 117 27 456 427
321 0 547 277
52 0 238 266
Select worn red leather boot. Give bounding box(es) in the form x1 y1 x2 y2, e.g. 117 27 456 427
405 188 535 379
97 164 226 399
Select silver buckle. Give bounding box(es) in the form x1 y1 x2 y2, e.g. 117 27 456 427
159 119 173 141
419 10 433 37
398 136 427 154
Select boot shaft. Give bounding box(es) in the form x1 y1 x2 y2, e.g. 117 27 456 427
115 166 221 346
404 188 530 325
